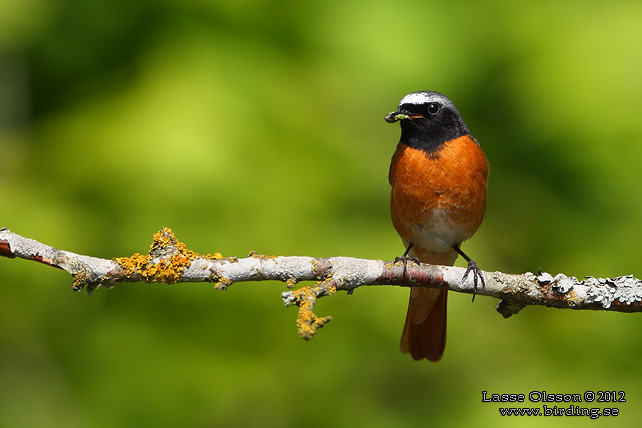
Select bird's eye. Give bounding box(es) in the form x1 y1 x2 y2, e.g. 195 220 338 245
427 102 440 115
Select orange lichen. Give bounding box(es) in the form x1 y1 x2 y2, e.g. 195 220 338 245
72 272 89 291
323 284 337 296
115 253 152 274
565 289 581 307
203 253 224 260
248 251 277 261
214 277 233 290
285 277 297 289
293 286 332 340
311 278 337 296
114 227 223 284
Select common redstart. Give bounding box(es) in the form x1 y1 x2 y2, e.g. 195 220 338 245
385 91 488 361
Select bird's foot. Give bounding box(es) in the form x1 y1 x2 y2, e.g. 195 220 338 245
394 254 420 279
393 255 420 266
462 259 485 302
394 243 420 278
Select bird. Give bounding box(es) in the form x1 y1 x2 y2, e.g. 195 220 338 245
385 91 488 361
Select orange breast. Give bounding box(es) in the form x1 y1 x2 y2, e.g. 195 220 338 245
389 135 488 260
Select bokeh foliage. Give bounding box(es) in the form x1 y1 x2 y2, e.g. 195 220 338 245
1 0 642 427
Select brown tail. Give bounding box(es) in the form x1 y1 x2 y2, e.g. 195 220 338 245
400 287 447 361
399 248 457 361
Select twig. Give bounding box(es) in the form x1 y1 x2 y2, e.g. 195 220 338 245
1 227 641 340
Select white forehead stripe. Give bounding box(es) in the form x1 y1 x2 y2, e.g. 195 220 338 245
399 92 435 106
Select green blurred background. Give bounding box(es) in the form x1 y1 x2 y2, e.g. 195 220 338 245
1 0 642 427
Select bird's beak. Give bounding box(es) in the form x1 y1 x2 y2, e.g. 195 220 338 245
384 110 423 123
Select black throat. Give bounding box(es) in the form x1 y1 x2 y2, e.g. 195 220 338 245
399 113 472 154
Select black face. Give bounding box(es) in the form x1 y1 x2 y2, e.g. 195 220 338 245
386 91 473 153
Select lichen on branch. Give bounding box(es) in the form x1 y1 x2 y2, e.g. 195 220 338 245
113 227 223 285
289 286 333 340
2 227 642 343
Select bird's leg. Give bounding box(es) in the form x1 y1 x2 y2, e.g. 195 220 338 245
452 243 485 302
394 243 420 278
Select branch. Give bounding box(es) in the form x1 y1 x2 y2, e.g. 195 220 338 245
2 227 641 340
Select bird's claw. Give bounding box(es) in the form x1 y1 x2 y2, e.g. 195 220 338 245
461 260 485 302
394 255 420 279
394 255 420 266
